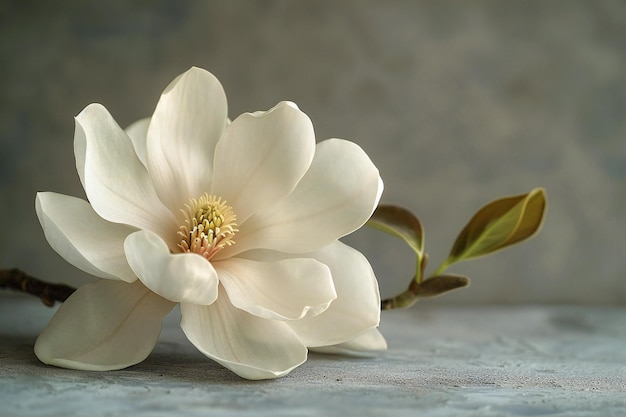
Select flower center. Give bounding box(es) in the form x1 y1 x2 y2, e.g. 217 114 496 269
177 193 238 260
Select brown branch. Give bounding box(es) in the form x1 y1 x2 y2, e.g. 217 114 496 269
0 268 76 306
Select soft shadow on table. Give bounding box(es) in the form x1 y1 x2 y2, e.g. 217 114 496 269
0 333 40 367
1 332 387 387
0 334 278 385
137 345 254 384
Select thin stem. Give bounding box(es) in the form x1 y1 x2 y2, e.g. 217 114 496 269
415 253 429 285
415 255 423 284
381 273 422 310
0 268 75 306
381 289 418 310
432 259 451 277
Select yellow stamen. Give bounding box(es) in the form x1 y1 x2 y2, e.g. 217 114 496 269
177 194 238 260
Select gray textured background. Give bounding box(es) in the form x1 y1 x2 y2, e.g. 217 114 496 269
1 1 624 304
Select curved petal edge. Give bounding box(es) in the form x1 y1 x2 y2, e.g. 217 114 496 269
124 230 219 306
36 192 137 282
181 292 308 380
35 279 174 371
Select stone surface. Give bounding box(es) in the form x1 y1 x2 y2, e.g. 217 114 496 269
1 1 625 304
1 297 625 416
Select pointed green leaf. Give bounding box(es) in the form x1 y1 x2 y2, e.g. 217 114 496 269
367 204 424 256
447 188 546 264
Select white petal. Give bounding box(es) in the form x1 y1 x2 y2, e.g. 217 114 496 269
125 117 150 167
225 138 382 256
124 230 219 305
36 192 137 282
74 103 177 238
146 67 228 212
311 328 387 356
216 257 336 320
35 280 174 371
181 291 308 380
211 101 315 223
287 241 382 347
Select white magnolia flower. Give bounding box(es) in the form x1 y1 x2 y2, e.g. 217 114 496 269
34 67 386 380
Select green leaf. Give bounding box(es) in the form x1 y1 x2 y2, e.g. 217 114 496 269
446 188 546 264
367 204 424 256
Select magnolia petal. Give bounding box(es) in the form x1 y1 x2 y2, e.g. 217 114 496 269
74 103 177 237
226 138 382 256
287 241 382 347
211 101 315 223
124 230 219 305
216 257 336 321
35 192 137 282
180 292 308 380
311 328 387 356
146 67 228 212
125 117 150 167
35 279 175 371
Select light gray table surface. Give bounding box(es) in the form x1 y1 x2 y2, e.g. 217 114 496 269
1 296 624 417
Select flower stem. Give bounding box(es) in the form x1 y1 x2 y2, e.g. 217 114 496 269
0 268 75 306
381 290 417 310
380 277 421 310
432 260 450 277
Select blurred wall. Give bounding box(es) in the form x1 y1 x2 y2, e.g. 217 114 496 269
1 0 624 304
